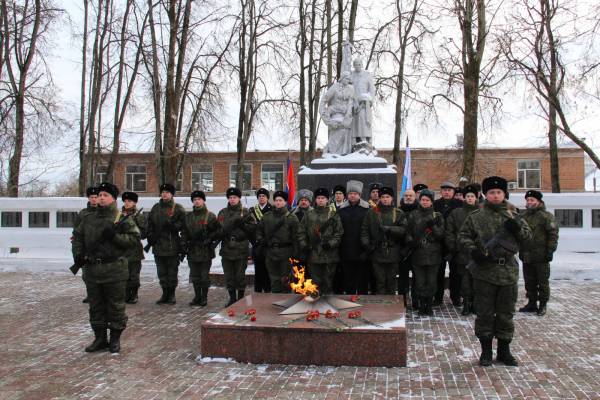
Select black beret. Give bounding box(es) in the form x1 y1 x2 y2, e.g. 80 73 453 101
379 186 395 197
525 190 543 201
481 176 508 197
86 186 99 197
454 187 463 195
419 189 435 202
121 191 138 202
333 185 346 196
160 183 176 195
272 190 288 201
463 184 479 197
314 187 330 199
226 187 242 198
413 183 428 192
369 183 382 192
97 182 119 199
191 190 206 202
256 188 270 199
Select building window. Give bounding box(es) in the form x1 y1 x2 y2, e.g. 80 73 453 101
592 210 600 228
191 164 213 192
229 163 252 191
125 165 147 192
29 212 49 228
175 171 183 192
95 165 109 184
517 160 541 189
261 163 284 191
554 209 583 228
1 212 22 227
57 211 78 228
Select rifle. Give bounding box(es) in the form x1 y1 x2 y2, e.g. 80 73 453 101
311 213 336 249
70 212 135 275
468 226 519 270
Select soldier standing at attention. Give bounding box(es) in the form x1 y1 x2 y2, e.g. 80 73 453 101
250 188 273 293
217 187 256 306
459 176 532 366
332 185 346 209
406 189 445 315
72 182 140 353
302 188 343 295
399 189 418 307
331 185 347 293
75 186 99 304
292 189 313 222
518 190 559 316
121 191 146 305
181 190 220 307
147 183 186 305
445 185 480 315
412 183 428 198
256 191 304 293
367 183 381 208
361 187 408 295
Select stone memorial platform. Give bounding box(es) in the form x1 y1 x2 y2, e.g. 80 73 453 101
200 293 407 367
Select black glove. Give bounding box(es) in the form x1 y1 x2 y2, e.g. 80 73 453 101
101 225 116 241
321 241 331 250
74 254 86 266
471 248 488 265
504 218 520 234
546 251 554 262
426 218 436 228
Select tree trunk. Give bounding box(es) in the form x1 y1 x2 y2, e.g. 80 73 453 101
348 0 358 43
78 0 89 194
7 94 24 197
298 0 307 166
146 0 164 184
336 0 343 79
548 103 560 192
326 0 332 85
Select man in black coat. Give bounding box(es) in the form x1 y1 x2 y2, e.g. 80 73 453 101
250 188 273 293
399 189 418 306
337 180 371 294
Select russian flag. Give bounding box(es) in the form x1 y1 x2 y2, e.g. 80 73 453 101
400 137 412 196
286 157 296 207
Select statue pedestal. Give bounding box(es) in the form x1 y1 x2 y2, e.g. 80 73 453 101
297 153 398 198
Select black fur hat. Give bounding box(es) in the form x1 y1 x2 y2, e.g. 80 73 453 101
256 188 270 199
86 186 99 197
226 187 242 198
272 190 288 201
333 184 346 196
160 183 176 196
314 187 330 199
463 184 479 198
97 182 119 199
379 186 395 197
121 191 138 202
525 190 543 201
481 176 508 198
413 183 428 192
191 190 206 202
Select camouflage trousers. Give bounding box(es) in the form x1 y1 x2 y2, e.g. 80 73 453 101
126 260 142 290
189 261 211 287
265 258 291 294
473 279 517 340
308 263 337 295
86 278 128 330
523 262 550 303
155 256 180 289
372 261 398 295
222 258 247 291
413 264 438 298
459 264 474 298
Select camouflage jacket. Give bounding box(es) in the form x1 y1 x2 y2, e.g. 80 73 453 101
181 206 220 262
120 206 147 262
256 207 303 261
405 206 445 267
519 202 559 263
72 202 140 284
445 203 479 265
74 203 97 230
302 204 343 264
361 204 408 264
217 203 255 260
459 200 532 285
146 199 186 257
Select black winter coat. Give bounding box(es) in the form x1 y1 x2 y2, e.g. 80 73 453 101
337 199 370 260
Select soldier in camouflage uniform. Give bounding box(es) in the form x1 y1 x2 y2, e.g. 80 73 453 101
361 187 408 295
147 183 186 305
250 188 273 293
459 176 532 366
256 191 304 293
302 188 343 295
72 182 140 353
399 189 418 306
445 185 480 315
181 190 221 307
217 187 256 306
121 192 147 305
74 186 99 304
518 190 559 316
405 189 445 315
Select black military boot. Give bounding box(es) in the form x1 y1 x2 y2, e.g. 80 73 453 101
82 296 90 304
496 339 518 366
478 337 493 367
461 300 471 316
108 329 123 353
125 287 132 304
425 298 434 316
129 287 139 304
412 296 420 311
85 328 108 352
237 289 245 301
518 300 538 313
166 287 177 304
418 297 427 316
199 286 209 307
189 283 202 306
156 287 169 304
226 290 237 307
537 301 547 316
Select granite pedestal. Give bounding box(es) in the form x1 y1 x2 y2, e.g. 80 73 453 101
200 293 407 367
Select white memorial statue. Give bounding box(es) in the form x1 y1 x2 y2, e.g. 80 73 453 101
319 71 354 156
350 57 375 144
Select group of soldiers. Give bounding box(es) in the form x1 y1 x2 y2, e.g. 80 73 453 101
72 176 558 367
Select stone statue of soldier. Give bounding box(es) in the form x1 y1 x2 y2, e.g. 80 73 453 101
319 71 354 156
350 57 375 145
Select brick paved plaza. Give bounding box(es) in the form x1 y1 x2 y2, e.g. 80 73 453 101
1 269 599 399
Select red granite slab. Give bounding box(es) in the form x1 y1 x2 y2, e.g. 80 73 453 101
200 293 407 367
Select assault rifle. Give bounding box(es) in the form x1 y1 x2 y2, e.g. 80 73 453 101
466 225 519 270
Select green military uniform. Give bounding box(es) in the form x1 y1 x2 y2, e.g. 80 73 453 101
519 202 559 312
459 200 532 345
302 204 343 295
147 198 186 303
405 206 444 314
72 201 140 352
361 204 408 295
256 207 304 293
121 206 147 304
217 203 256 302
181 205 220 306
73 203 97 303
445 202 479 313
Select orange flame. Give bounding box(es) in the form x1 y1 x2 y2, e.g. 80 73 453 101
289 260 319 297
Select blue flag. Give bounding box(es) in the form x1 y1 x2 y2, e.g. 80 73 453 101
400 137 412 196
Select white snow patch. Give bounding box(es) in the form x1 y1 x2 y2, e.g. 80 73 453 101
298 167 397 175
351 316 405 330
313 152 385 163
196 355 236 364
457 347 475 361
406 361 419 368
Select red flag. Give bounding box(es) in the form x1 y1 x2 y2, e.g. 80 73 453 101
286 157 296 207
